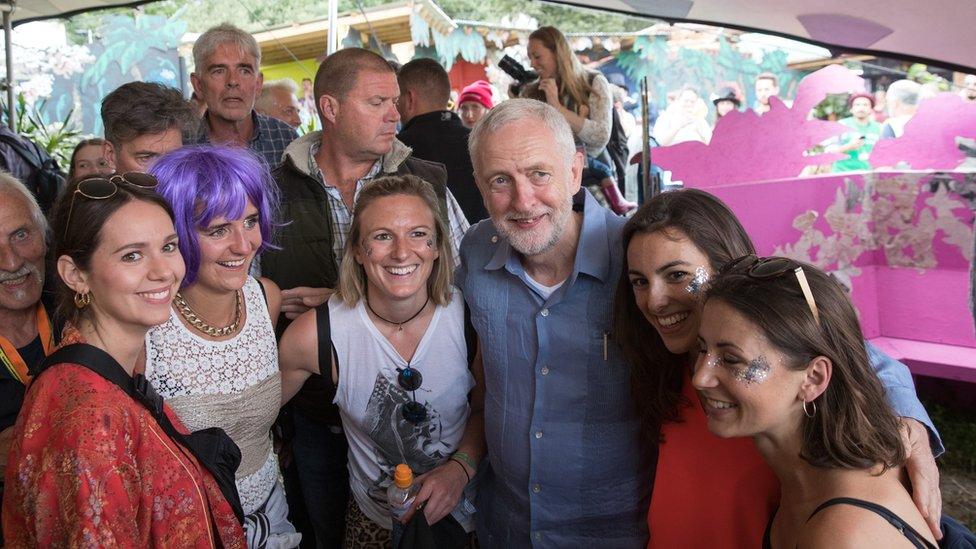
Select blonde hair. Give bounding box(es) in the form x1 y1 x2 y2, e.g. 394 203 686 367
529 26 592 114
337 175 454 306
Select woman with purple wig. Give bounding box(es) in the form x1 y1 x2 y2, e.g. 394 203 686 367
146 145 301 548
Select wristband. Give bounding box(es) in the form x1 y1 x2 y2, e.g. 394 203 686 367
451 451 477 472
449 457 471 482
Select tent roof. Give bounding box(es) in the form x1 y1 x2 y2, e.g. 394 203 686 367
6 0 975 72
5 0 158 25
541 0 976 73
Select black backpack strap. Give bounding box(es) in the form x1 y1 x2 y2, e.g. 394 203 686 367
315 299 339 390
39 344 188 443
808 497 937 549
38 344 245 522
41 344 135 393
256 278 269 306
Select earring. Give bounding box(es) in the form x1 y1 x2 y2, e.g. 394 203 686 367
74 291 92 309
802 399 817 418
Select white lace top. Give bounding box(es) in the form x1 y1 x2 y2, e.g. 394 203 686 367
145 276 281 514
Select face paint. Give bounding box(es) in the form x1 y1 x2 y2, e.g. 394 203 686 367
734 355 771 385
704 353 722 370
426 239 433 248
685 266 709 295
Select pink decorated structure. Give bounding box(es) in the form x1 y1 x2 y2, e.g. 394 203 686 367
653 66 976 384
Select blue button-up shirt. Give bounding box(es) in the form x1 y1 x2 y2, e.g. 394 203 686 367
456 190 650 548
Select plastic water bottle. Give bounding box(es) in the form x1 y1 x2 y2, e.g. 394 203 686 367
387 463 418 548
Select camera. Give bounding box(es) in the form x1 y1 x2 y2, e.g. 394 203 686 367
498 55 538 94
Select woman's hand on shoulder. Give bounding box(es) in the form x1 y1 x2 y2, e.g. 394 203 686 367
258 277 283 330
900 417 942 539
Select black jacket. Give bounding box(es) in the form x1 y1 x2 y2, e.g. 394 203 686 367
398 110 488 223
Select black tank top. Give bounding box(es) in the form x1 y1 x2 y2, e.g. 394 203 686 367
762 497 937 549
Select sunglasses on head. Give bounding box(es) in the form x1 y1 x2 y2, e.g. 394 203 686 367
64 172 159 239
396 365 428 424
719 254 820 324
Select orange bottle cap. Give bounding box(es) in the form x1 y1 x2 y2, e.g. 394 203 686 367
394 463 413 488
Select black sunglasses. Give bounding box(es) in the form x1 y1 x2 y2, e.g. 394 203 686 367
719 254 820 324
64 172 159 239
396 365 427 424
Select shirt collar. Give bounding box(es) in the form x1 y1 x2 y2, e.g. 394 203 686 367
484 189 611 282
306 140 382 189
196 110 260 143
250 112 270 144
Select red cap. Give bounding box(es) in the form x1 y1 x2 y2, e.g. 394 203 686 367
848 91 875 108
458 80 493 109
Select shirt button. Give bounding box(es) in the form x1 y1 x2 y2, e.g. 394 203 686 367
532 483 541 493
535 430 543 439
541 366 550 375
540 308 549 317
491 235 498 243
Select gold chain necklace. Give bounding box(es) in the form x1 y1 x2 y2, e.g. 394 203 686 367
174 290 243 337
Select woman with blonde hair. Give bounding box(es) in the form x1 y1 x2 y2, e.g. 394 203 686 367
279 175 483 548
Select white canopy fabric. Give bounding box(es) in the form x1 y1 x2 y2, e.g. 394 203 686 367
5 0 976 72
543 0 976 72
6 0 153 26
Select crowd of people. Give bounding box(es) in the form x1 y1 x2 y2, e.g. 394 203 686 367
0 19 968 549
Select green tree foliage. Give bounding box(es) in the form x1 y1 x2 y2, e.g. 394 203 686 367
66 0 653 41
438 0 650 32
619 34 801 109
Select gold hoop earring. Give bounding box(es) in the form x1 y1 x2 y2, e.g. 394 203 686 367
802 399 817 418
74 291 92 309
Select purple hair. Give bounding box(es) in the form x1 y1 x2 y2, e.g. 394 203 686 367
150 145 280 287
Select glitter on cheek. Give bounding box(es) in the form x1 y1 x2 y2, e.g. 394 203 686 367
704 354 722 370
426 239 433 248
685 266 710 295
734 355 771 386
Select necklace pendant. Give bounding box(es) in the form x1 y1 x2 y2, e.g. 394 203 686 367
397 325 404 332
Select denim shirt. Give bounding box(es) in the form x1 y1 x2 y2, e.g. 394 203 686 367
456 190 651 548
867 341 944 456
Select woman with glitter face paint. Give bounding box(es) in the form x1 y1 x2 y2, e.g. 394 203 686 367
611 189 944 548
278 175 483 547
696 259 937 548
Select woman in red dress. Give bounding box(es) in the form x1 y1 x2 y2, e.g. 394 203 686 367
612 189 942 548
2 174 245 548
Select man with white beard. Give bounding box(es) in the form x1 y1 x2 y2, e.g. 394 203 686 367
0 172 55 541
456 99 649 547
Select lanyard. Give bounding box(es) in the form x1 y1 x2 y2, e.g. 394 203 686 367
0 303 54 384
